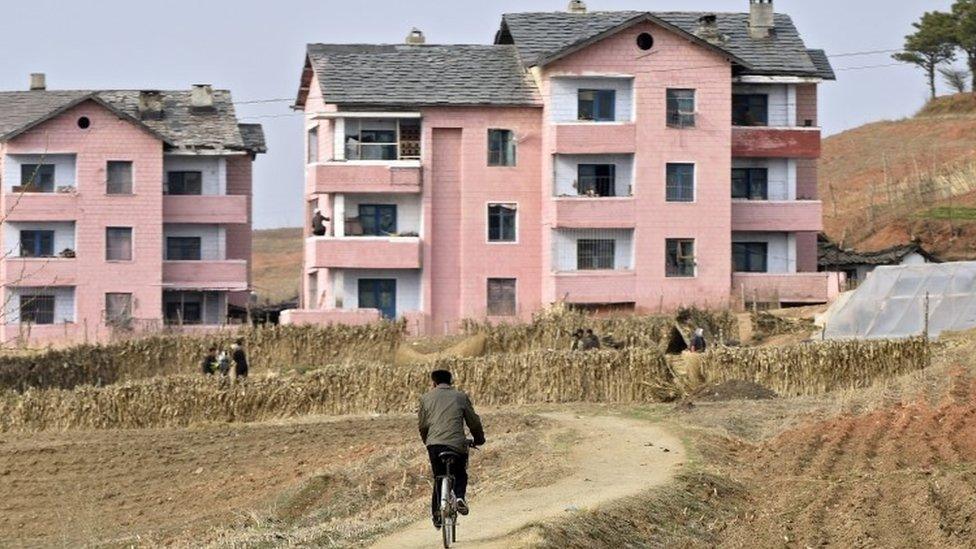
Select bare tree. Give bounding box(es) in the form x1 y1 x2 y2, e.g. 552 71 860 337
940 66 971 93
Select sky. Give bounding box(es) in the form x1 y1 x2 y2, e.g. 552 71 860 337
0 0 960 228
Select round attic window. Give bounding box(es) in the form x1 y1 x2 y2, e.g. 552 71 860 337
636 32 654 51
77 116 91 129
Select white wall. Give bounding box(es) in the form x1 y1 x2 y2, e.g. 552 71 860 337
163 155 227 195
554 154 634 196
732 158 796 200
342 194 422 235
163 224 226 260
164 290 227 324
732 84 794 127
5 287 75 323
4 154 76 190
732 231 796 273
552 229 634 272
4 222 76 257
336 269 422 316
550 77 634 123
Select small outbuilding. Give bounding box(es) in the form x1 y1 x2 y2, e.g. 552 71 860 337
818 236 940 286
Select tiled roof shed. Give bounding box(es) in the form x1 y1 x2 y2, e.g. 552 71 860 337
818 239 941 269
497 11 832 78
0 90 265 154
297 44 541 108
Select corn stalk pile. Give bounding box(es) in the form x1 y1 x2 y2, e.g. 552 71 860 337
0 348 673 433
698 338 931 396
0 322 405 392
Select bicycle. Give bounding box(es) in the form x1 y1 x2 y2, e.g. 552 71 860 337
436 440 477 548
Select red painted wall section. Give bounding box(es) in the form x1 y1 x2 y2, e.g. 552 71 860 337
796 84 818 127
225 155 253 307
732 127 821 158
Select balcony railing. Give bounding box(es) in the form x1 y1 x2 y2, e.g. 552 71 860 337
553 271 637 304
3 190 79 221
553 123 636 154
552 197 636 229
731 200 823 232
162 260 248 291
732 127 821 159
309 163 422 194
163 195 248 224
2 257 76 287
307 236 422 269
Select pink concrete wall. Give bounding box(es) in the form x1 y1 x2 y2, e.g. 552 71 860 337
731 200 823 232
795 231 819 273
796 158 819 200
310 163 422 194
542 20 733 310
307 236 421 269
163 195 248 224
225 155 253 307
796 84 818 127
732 272 830 303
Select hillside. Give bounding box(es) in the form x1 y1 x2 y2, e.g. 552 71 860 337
252 227 302 304
820 93 976 260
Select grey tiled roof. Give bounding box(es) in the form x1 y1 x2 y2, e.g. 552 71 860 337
305 44 541 107
500 11 830 77
806 49 837 81
0 90 265 153
238 123 267 154
818 240 940 268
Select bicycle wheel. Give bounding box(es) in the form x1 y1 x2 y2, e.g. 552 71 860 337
441 477 454 548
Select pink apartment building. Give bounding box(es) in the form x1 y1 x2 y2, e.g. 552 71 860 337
0 76 265 346
284 0 836 334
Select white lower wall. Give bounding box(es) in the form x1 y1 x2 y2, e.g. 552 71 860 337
550 76 634 123
163 224 226 260
163 155 227 195
552 229 634 272
4 222 76 256
5 286 75 323
342 194 422 235
4 154 76 190
164 290 227 324
733 84 794 127
554 154 634 196
335 269 422 316
731 158 796 200
732 232 796 273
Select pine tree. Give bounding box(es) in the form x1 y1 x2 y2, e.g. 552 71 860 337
893 11 957 98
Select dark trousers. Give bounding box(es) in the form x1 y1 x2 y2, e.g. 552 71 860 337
427 445 468 518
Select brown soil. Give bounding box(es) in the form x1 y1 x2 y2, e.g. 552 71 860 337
251 227 302 304
691 380 778 402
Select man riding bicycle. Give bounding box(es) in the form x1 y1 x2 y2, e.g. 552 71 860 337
418 369 486 530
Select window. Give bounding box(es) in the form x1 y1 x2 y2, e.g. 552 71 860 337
636 32 654 50
345 119 398 160
20 164 55 192
732 94 769 126
666 163 695 202
20 230 54 258
732 168 769 200
106 161 133 194
358 279 396 320
577 164 616 197
164 291 203 325
165 172 203 195
578 89 616 122
733 242 769 273
307 126 319 164
166 237 202 261
487 278 517 316
20 294 55 325
666 89 696 128
105 293 133 327
577 239 615 270
487 129 517 166
358 204 397 236
77 116 91 129
105 227 133 261
666 239 696 277
488 203 517 242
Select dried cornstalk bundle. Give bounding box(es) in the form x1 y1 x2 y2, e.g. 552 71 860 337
697 338 931 396
0 348 675 433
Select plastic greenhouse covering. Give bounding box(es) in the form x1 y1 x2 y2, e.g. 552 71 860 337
823 262 976 340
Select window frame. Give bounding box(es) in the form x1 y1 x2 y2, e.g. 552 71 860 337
105 292 133 327
732 242 769 273
731 168 770 200
577 164 617 197
19 229 55 258
666 89 696 128
307 126 319 164
487 129 517 167
358 204 398 236
19 294 55 325
164 291 204 325
20 164 55 192
486 278 517 317
487 203 518 243
166 236 203 261
576 238 616 270
732 94 770 126
164 171 203 196
577 89 616 122
106 160 134 195
105 227 133 262
665 163 696 203
665 238 696 278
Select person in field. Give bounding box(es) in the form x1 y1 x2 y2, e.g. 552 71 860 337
231 338 249 379
690 328 707 353
200 347 218 375
418 369 485 530
580 328 601 351
217 349 231 376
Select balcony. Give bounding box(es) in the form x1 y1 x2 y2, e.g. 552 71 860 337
162 260 248 291
554 271 637 304
310 163 422 194
307 236 422 269
553 197 636 229
3 191 79 222
163 195 248 224
2 258 76 287
553 123 636 155
732 127 821 158
731 200 823 232
732 272 832 304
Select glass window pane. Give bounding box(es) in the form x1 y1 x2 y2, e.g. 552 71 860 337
20 164 55 191
488 204 517 242
487 278 517 316
106 227 132 261
166 237 202 260
20 294 55 324
577 239 615 270
107 161 133 194
666 163 694 202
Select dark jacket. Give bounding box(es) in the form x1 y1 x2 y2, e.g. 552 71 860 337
201 354 216 375
232 346 248 375
418 385 485 453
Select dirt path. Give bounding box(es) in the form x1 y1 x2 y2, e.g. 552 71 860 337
370 413 685 549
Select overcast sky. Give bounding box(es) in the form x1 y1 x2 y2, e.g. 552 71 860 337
0 0 959 228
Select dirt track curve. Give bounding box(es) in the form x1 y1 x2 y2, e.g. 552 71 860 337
370 413 685 549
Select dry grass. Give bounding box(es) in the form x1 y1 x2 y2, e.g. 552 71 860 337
252 227 303 304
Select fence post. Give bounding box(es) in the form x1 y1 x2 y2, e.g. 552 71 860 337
923 291 931 368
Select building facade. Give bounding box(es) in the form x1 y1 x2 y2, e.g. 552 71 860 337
285 1 836 334
0 77 265 346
